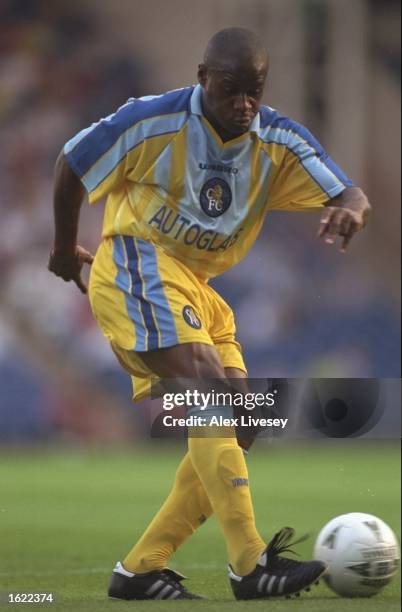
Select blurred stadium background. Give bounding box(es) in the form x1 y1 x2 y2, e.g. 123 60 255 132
0 0 400 445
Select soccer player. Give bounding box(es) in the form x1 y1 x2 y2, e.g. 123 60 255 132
49 28 370 600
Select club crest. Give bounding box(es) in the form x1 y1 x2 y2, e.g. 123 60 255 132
182 305 202 329
200 177 232 217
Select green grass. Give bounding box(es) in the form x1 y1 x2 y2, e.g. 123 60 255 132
0 441 400 611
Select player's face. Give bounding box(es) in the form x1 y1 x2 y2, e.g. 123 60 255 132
198 59 267 138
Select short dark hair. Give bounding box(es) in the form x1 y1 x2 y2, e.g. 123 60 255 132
203 27 268 70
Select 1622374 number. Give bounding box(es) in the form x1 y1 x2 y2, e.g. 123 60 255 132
8 593 54 603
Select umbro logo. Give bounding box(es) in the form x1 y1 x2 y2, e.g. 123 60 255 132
199 162 238 175
232 478 249 487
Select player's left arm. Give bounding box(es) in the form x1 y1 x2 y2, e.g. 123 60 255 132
318 186 371 253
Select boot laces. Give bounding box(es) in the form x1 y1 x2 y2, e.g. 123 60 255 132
266 527 309 570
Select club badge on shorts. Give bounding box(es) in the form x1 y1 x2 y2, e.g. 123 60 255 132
182 305 202 329
200 177 232 217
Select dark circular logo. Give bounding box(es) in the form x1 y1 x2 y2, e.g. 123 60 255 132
301 379 381 438
182 305 202 329
200 177 232 217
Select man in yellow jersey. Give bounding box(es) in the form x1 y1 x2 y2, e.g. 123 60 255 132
49 28 370 600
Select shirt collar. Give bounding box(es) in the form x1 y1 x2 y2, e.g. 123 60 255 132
190 84 261 135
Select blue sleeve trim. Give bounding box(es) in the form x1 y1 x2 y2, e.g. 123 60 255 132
271 116 353 187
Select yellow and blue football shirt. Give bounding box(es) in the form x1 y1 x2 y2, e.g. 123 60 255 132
64 85 354 397
64 84 353 282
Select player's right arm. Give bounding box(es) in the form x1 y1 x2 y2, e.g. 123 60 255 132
48 98 140 294
48 151 94 294
49 89 192 291
49 99 139 293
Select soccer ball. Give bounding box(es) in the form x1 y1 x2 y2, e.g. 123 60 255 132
314 513 400 597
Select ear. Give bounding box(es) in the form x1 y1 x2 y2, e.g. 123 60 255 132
197 63 208 87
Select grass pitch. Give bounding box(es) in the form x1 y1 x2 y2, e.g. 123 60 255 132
0 441 400 611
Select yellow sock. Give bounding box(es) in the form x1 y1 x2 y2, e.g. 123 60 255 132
188 429 265 576
123 453 213 572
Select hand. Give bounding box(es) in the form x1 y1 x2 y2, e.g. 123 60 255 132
48 245 94 294
318 206 365 253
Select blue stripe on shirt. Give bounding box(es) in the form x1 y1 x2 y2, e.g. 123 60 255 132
82 116 187 193
259 107 353 188
65 87 194 178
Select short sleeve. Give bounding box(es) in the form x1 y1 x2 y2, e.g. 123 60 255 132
63 100 143 204
267 119 354 211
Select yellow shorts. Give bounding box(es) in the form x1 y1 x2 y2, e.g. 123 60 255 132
88 236 246 401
